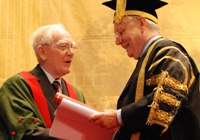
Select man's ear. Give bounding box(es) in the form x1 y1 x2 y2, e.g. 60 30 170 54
37 45 47 60
138 17 147 32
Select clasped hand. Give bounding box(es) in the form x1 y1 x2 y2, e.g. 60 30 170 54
88 109 120 129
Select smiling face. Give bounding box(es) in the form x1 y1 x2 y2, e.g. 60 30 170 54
38 32 75 79
114 16 147 60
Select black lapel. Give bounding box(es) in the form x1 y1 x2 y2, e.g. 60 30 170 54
29 64 58 120
61 80 69 96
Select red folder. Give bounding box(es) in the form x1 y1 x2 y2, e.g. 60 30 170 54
49 93 116 140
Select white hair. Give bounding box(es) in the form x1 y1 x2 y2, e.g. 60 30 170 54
123 15 160 33
30 24 70 58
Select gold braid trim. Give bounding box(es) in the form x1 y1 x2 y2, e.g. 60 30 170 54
146 71 184 135
146 73 188 92
159 91 181 107
146 108 174 134
130 38 164 139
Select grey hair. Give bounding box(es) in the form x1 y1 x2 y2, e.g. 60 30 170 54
146 18 160 32
123 16 160 33
30 24 69 57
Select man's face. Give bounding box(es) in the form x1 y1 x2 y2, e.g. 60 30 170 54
39 34 75 78
114 17 145 60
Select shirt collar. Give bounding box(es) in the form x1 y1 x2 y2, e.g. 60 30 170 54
40 66 61 85
140 35 161 57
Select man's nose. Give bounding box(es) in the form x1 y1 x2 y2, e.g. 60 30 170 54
115 35 122 45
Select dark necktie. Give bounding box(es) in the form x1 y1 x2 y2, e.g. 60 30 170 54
52 81 60 93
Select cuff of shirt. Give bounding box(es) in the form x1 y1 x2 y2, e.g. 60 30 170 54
117 109 123 125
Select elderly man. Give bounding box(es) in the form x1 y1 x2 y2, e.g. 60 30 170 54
89 0 200 140
0 24 85 140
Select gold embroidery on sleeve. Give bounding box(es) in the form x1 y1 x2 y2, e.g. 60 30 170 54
146 71 187 135
146 72 188 92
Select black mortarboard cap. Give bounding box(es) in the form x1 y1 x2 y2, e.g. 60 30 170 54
102 0 168 23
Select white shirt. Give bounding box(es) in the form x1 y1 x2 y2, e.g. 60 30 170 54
40 66 62 93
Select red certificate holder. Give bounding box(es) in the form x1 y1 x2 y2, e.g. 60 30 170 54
50 93 116 140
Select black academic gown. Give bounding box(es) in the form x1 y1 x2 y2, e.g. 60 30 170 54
114 38 200 140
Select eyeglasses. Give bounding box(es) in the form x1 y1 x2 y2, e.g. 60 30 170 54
43 42 78 52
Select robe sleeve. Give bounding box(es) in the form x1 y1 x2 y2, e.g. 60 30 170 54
0 74 57 140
